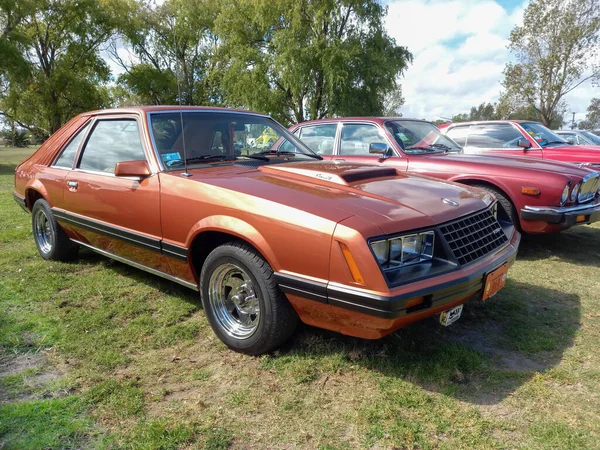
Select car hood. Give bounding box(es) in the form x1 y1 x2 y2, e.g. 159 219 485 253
183 160 494 235
542 144 600 163
420 153 595 177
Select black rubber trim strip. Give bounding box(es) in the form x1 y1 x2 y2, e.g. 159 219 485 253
13 192 28 212
161 242 188 261
275 234 520 319
52 208 162 253
274 273 328 304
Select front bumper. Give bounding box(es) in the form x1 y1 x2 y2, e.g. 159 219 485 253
521 200 600 227
277 230 520 321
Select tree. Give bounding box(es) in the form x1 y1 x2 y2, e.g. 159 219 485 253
502 0 600 127
579 98 600 129
214 0 411 125
382 86 405 117
114 0 222 106
0 0 126 137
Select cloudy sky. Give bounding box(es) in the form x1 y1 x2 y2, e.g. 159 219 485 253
384 0 598 123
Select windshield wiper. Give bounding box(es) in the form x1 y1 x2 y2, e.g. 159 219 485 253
236 154 269 161
405 145 443 152
256 149 322 160
185 154 231 163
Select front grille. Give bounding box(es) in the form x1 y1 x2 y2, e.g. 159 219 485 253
578 173 600 203
439 207 508 265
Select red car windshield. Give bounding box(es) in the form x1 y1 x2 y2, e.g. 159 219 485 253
520 122 568 147
385 120 462 154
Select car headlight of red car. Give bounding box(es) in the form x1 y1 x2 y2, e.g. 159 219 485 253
370 231 435 269
570 181 581 203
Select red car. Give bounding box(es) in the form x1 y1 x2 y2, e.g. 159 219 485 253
13 107 520 354
289 118 600 234
439 120 600 170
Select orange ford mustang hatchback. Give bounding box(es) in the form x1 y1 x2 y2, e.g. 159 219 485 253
13 107 521 355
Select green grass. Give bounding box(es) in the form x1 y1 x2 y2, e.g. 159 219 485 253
1 146 600 448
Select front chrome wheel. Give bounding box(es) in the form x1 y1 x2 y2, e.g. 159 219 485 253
33 208 53 254
208 263 260 339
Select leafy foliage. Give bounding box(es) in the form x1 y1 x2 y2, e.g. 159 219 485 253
116 0 222 106
215 0 411 125
578 98 600 130
0 0 126 136
502 0 600 127
0 127 29 147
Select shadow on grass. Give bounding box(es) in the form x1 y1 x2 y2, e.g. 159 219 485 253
518 224 600 267
75 248 200 307
0 164 17 176
277 279 580 405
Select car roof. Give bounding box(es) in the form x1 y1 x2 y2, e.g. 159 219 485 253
295 117 433 125
82 105 268 117
445 120 535 127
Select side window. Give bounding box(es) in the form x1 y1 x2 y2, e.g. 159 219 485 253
466 124 524 149
299 124 337 155
445 126 469 147
53 122 90 168
340 124 388 156
79 119 146 173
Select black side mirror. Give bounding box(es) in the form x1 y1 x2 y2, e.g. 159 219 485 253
517 138 532 150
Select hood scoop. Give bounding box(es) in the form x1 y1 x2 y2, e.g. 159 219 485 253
341 167 397 184
261 162 399 186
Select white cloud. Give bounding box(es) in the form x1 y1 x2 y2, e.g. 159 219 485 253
386 0 598 124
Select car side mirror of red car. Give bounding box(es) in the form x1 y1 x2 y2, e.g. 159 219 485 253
369 143 394 160
114 160 151 179
517 138 532 150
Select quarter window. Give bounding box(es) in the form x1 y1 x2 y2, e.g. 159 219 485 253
54 122 90 168
445 126 469 147
299 124 337 155
78 119 146 173
340 124 388 155
466 124 524 149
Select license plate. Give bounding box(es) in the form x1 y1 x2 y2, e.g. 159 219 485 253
482 263 509 301
440 305 463 327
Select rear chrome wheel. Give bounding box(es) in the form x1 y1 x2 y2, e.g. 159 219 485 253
31 199 79 261
208 263 260 339
200 242 298 355
33 208 53 255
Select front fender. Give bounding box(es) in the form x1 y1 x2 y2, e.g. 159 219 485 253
185 215 280 271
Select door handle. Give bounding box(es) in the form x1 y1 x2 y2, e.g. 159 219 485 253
66 181 78 189
334 158 345 162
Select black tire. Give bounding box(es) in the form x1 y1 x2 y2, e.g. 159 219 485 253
31 199 79 261
471 184 521 232
200 242 298 355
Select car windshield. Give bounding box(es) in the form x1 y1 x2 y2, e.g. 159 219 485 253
384 120 462 154
580 130 600 145
149 111 319 170
520 122 568 147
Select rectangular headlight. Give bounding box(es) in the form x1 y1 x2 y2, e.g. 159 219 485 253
370 231 435 269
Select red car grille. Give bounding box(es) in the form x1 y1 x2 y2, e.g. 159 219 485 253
439 208 508 265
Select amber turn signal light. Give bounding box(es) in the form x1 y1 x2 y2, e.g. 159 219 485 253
576 215 586 223
521 186 540 196
338 242 365 285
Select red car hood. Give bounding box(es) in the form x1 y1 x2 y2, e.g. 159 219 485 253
541 145 600 164
182 160 494 235
422 153 597 177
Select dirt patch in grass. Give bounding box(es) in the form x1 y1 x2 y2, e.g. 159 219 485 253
0 351 65 403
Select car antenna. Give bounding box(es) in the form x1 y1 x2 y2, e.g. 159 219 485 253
173 18 191 177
